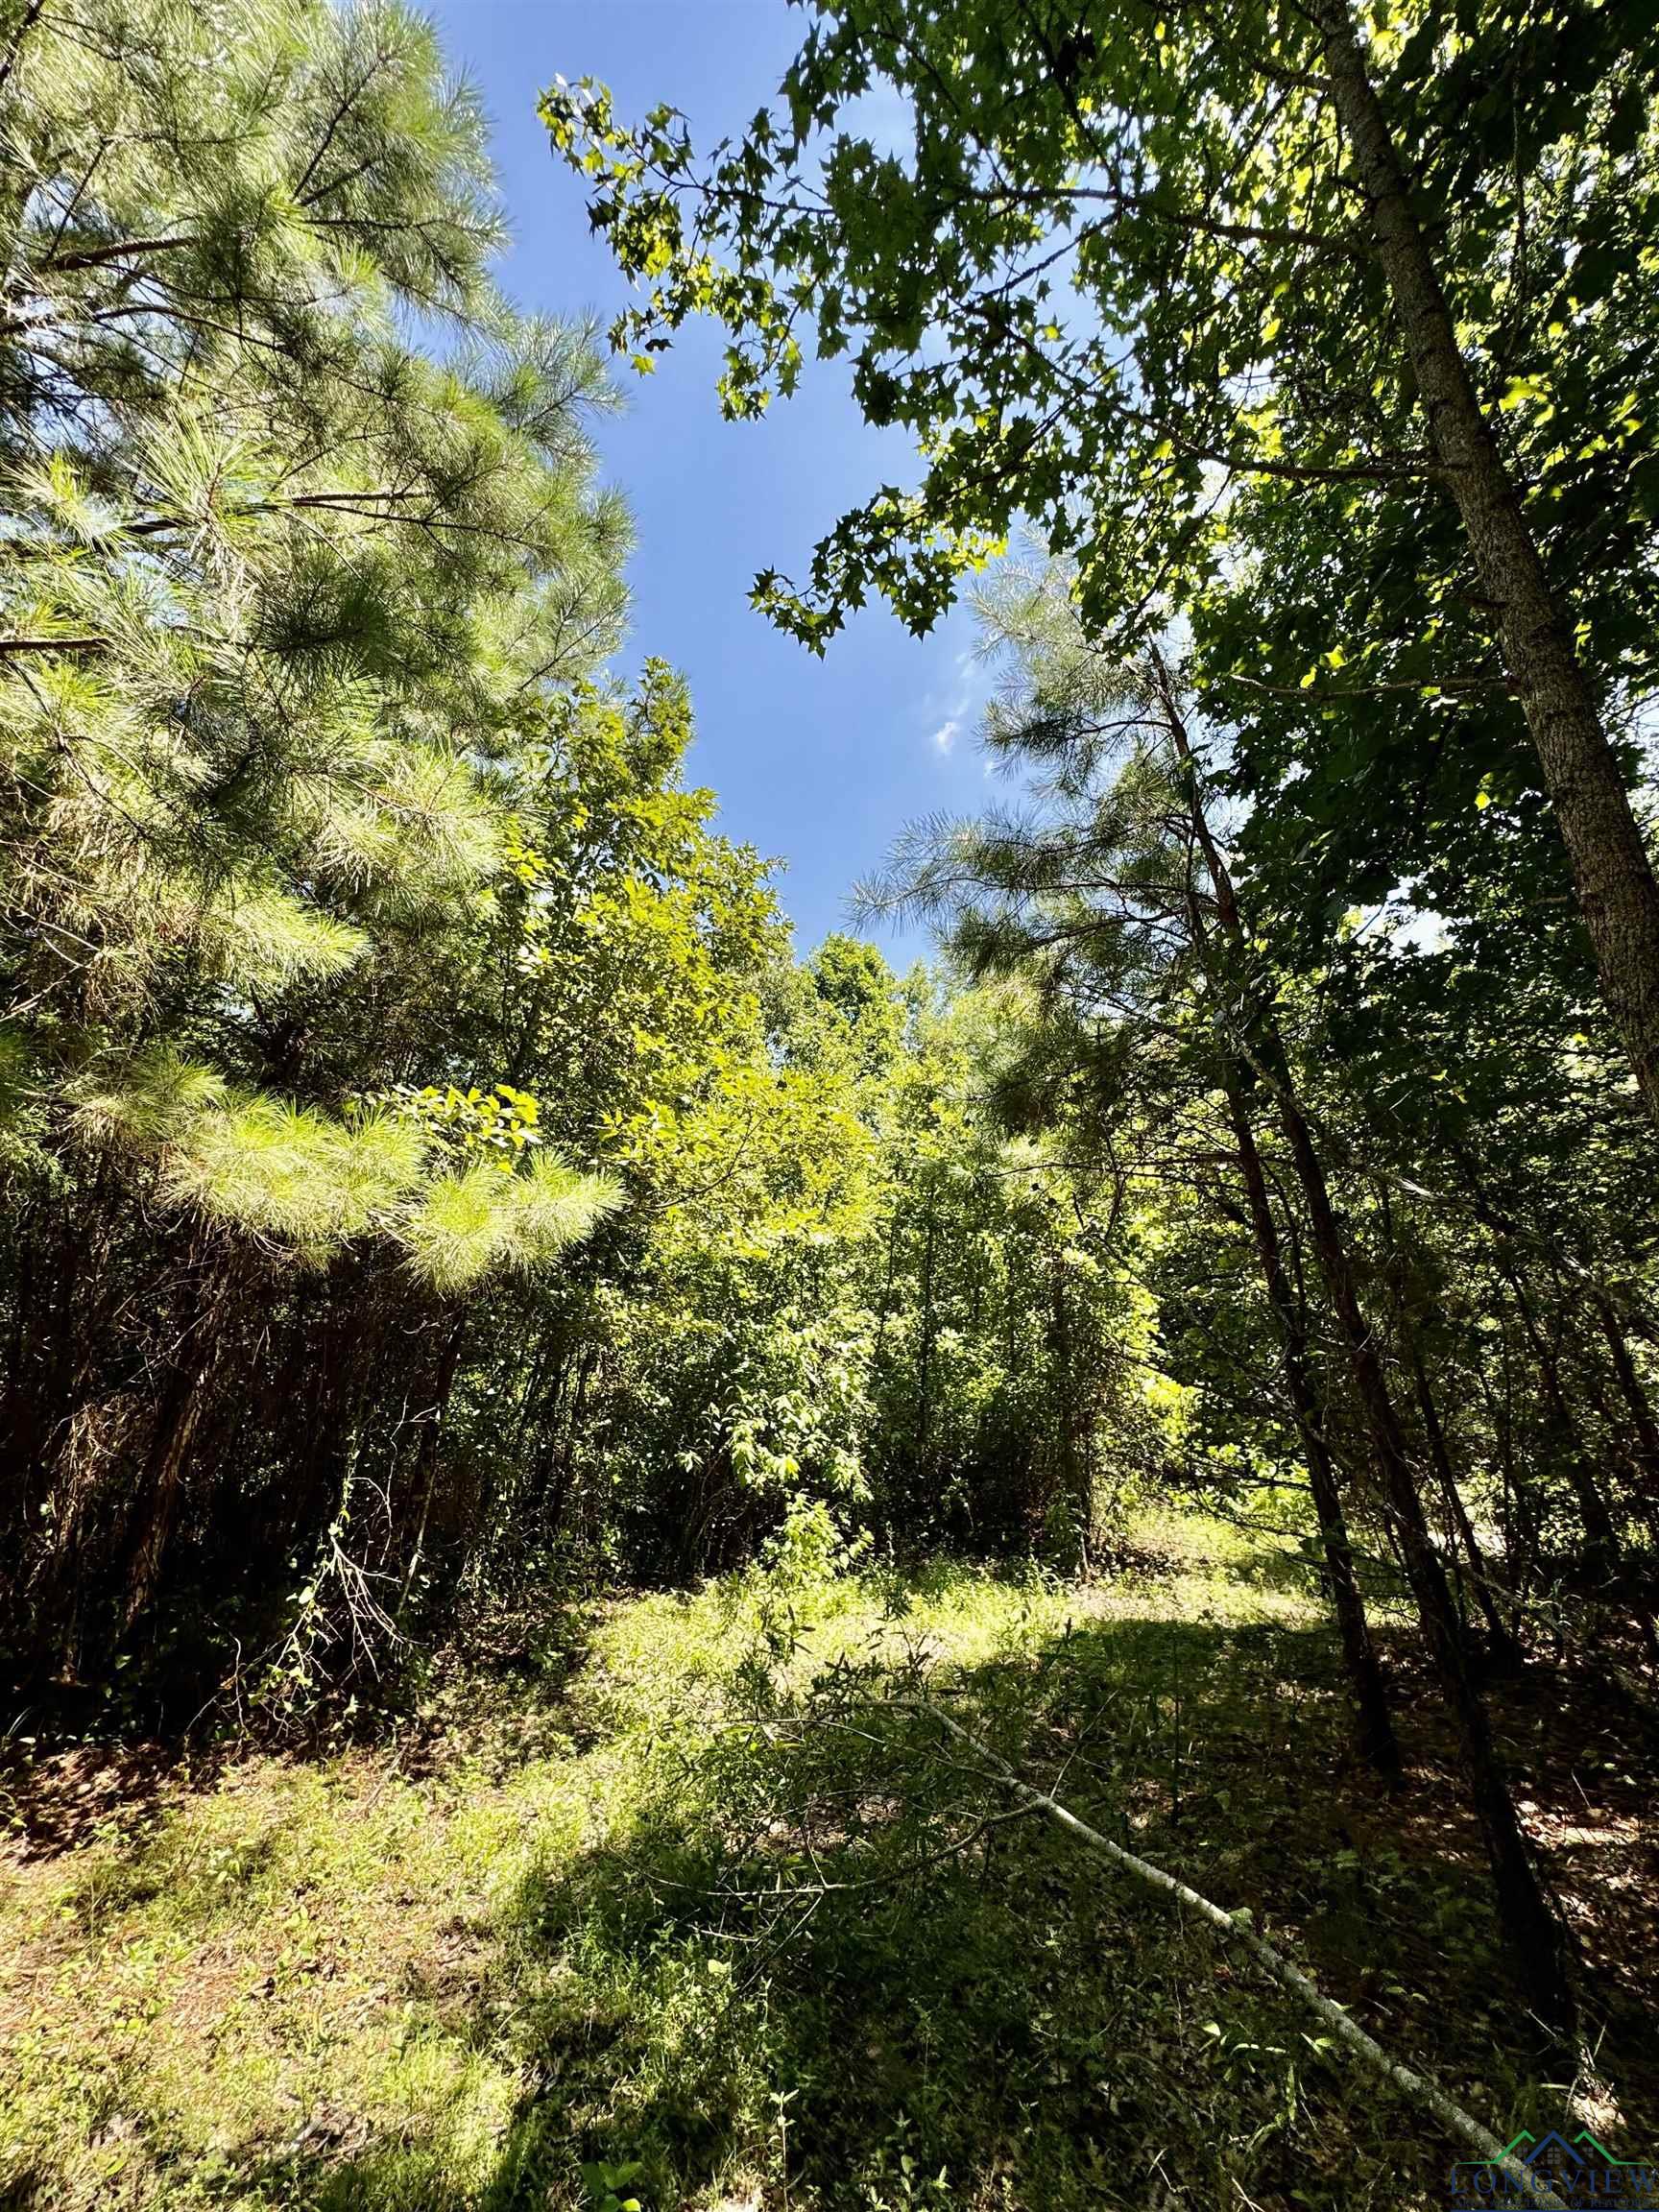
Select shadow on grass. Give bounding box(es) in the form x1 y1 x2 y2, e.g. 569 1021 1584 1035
0 1593 604 1870
224 1599 1659 2212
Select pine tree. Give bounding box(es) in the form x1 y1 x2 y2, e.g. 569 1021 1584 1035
0 0 628 1694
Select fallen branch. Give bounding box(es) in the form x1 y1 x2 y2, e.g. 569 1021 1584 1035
624 1798 1043 1904
897 1697 1566 2212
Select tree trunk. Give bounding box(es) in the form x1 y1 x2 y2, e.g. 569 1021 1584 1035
397 1315 468 1618
1220 1067 1402 1779
910 1701 1572 2212
1271 1087 1576 2029
1047 1237 1093 1570
123 1253 245 1628
1592 1290 1659 1527
1505 1272 1623 1590
1489 1325 1543 1602
916 1204 937 1468
1315 0 1659 1131
1401 1316 1526 1676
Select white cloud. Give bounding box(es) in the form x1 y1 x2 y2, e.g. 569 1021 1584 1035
919 609 998 760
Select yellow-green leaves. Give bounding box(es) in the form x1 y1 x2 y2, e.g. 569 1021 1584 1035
369 1080 546 1160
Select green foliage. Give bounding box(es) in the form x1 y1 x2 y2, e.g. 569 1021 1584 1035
5 16 1658 2183
0 0 1157 1716
2 0 628 1252
543 0 1659 692
398 1154 621 1296
0 0 635 1702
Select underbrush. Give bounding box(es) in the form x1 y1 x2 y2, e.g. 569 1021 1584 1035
2 1505 1653 2210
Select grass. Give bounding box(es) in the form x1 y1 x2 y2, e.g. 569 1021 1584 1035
1 1504 1654 2210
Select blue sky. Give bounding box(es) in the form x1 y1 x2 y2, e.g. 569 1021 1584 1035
431 0 998 965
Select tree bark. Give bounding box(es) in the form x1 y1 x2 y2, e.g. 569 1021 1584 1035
123 1259 243 1628
1268 1070 1576 2029
1592 1290 1659 1525
397 1315 468 1618
1504 1270 1623 1589
1169 721 1399 1772
1401 1313 1527 1676
1315 0 1659 1131
1220 1066 1402 1778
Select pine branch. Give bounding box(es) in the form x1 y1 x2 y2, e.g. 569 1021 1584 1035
28 233 198 279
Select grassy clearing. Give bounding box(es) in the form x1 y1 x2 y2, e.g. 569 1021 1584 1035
2 1508 1653 2210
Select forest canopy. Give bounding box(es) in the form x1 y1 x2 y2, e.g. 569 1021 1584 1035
3 2 1659 2207
0 0 1146 1725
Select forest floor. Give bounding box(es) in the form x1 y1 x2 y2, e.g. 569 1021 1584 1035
2 1507 1655 2212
